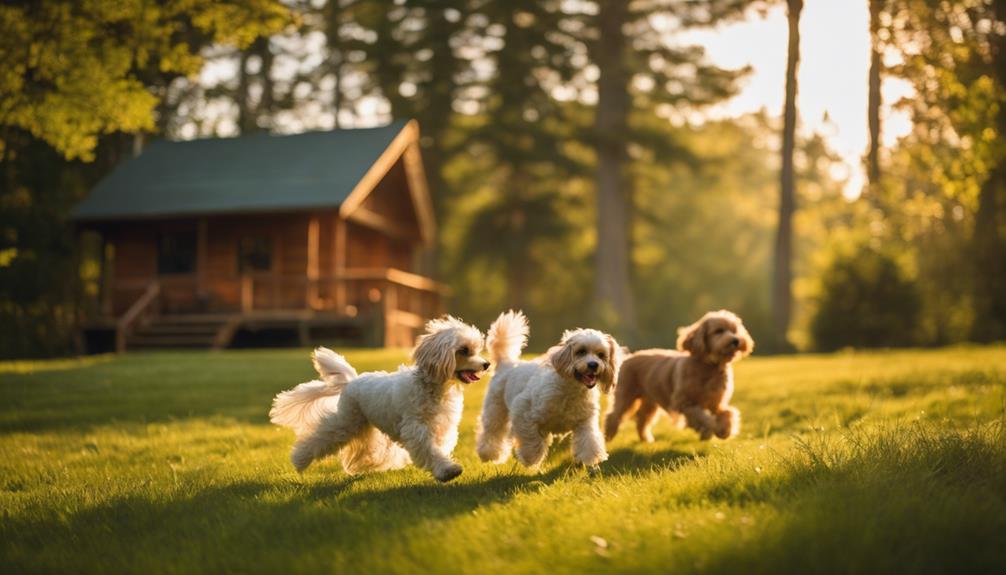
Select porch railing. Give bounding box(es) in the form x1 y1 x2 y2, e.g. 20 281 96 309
115 280 160 352
109 268 449 347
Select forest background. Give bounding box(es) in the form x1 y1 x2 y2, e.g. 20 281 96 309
1 0 1004 358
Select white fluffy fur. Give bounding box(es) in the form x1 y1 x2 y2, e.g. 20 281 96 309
269 316 487 482
475 311 622 469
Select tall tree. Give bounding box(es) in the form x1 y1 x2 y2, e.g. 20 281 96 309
593 0 635 335
885 0 1006 341
585 0 751 340
772 0 802 347
236 36 278 134
350 1 471 211
867 0 884 190
466 2 583 310
974 0 1006 341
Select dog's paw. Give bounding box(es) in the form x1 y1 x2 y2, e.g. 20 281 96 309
434 463 463 483
714 409 740 439
291 450 313 473
698 427 714 441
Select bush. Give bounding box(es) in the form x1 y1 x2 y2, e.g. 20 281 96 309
811 247 921 351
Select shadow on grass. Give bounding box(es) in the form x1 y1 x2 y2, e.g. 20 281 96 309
0 441 706 572
0 464 576 573
0 353 317 433
5 423 1006 574
604 444 700 475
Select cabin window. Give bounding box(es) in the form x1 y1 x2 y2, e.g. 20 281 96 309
157 232 196 275
238 236 272 273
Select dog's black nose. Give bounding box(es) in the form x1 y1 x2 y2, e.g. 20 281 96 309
730 337 740 346
587 361 599 371
482 360 491 370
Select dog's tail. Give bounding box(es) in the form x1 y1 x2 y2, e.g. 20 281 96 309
269 348 357 437
311 347 358 386
487 310 529 368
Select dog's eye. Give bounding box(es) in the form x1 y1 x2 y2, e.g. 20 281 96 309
458 346 470 355
598 352 606 360
714 328 726 335
576 348 586 356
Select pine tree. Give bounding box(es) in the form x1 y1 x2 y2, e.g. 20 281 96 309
867 0 884 191
585 0 752 340
464 1 585 310
772 0 802 348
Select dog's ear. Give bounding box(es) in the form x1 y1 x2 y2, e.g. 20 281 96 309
677 316 708 358
736 319 755 358
548 334 576 380
413 325 457 384
599 333 622 394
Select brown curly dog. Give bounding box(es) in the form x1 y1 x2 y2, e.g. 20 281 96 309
604 310 754 442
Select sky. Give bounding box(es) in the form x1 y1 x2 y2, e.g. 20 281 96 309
689 0 913 197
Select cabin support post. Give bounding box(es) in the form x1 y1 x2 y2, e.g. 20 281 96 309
101 237 114 317
196 218 208 300
383 283 397 347
307 215 320 309
333 215 347 311
298 319 311 347
241 274 253 312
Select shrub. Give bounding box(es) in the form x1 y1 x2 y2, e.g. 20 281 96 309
811 246 921 351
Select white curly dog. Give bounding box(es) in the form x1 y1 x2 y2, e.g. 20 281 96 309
475 311 622 470
270 316 489 482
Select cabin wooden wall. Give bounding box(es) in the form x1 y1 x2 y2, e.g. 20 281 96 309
102 208 418 315
345 222 412 271
96 147 432 316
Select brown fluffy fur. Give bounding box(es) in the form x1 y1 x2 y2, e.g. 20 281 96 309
604 310 754 442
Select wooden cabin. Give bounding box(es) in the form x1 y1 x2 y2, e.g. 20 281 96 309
73 120 448 351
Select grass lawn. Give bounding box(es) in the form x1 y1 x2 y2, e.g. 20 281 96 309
1 346 1005 574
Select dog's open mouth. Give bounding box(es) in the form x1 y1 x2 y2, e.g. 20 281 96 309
576 371 597 388
456 370 481 384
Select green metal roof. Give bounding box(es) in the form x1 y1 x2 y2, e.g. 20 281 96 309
73 121 409 221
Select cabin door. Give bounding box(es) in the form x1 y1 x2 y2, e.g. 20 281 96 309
156 222 202 313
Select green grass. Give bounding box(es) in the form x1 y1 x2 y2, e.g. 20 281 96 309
1 346 1005 574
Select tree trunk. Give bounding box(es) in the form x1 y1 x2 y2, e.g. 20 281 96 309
593 0 637 340
237 38 272 134
867 0 883 191
972 0 1006 341
332 54 343 129
773 0 802 347
237 49 255 134
259 38 275 130
505 170 528 311
973 166 1004 341
327 4 344 129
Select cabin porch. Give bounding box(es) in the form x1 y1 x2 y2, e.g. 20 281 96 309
85 268 448 352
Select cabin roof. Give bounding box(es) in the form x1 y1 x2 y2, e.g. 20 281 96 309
73 120 423 223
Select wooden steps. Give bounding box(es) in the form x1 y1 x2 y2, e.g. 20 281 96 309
127 315 236 350
121 312 372 351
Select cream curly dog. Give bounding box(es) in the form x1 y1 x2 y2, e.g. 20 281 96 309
270 316 489 482
476 311 622 469
604 310 753 442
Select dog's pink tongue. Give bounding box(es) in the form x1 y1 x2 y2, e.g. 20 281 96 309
460 371 480 383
